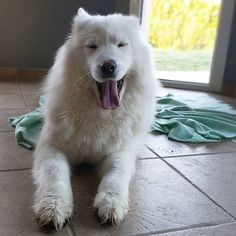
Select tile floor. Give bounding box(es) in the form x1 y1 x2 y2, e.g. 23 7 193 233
0 78 236 236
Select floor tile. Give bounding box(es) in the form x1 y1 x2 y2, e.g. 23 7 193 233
0 108 28 131
159 87 235 101
0 132 33 170
1 160 232 236
23 94 40 107
0 170 89 236
28 106 38 112
19 78 42 95
0 170 40 236
0 78 21 94
157 222 236 236
137 145 157 159
145 133 236 158
167 153 236 218
0 94 26 109
0 81 235 236
71 159 232 235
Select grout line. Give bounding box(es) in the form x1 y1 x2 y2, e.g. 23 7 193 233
136 221 235 236
156 155 236 221
0 130 15 132
146 146 236 159
162 150 236 159
0 93 22 95
138 157 159 161
0 168 31 173
16 78 30 112
0 130 16 133
0 108 28 111
145 145 162 158
141 147 236 220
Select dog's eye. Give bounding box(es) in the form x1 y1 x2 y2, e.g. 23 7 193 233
118 42 128 48
86 44 97 49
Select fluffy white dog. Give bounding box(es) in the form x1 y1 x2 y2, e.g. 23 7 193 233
32 8 156 231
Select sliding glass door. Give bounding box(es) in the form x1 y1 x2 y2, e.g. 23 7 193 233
133 0 235 92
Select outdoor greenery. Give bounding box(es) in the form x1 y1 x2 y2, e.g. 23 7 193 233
149 0 220 50
154 49 212 71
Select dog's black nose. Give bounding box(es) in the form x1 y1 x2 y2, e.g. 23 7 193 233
100 60 117 78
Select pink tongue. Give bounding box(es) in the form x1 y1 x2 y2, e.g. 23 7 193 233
100 80 120 109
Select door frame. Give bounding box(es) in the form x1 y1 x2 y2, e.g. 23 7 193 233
129 0 236 92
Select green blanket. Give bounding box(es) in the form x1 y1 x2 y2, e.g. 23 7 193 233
8 96 45 149
9 94 236 149
152 95 236 142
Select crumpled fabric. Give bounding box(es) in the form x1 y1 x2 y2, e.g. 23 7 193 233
151 94 236 142
8 94 236 149
8 96 45 149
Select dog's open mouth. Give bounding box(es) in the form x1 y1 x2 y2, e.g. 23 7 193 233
96 79 124 109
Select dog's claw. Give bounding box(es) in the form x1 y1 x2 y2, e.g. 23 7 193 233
93 192 127 227
34 195 73 232
94 207 121 226
36 216 69 232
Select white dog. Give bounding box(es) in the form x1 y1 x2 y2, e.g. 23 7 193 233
32 8 156 231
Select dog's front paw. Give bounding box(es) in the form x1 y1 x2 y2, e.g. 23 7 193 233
93 191 128 226
34 194 73 231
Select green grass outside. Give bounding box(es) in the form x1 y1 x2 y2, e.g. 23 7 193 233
153 49 212 71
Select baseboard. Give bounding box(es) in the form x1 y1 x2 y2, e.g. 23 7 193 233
0 68 18 79
222 82 236 97
0 68 48 80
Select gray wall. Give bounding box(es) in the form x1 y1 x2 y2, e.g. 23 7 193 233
0 0 119 68
115 1 130 15
2 0 235 84
223 2 236 83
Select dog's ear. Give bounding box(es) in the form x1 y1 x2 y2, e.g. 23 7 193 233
77 8 90 17
73 8 90 24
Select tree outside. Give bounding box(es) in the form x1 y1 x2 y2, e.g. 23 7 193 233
149 0 221 75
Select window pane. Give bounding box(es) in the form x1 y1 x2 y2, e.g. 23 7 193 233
149 0 221 84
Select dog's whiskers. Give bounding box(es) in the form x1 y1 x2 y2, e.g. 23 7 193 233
125 74 135 81
128 67 141 79
73 73 91 89
86 78 95 89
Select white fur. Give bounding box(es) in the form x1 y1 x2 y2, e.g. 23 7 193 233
32 8 156 231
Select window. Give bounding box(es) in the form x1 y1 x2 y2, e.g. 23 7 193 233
130 0 235 92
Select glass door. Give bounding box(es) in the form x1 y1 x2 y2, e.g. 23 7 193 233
138 0 235 92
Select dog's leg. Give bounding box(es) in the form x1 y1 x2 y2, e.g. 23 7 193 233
94 150 135 226
32 146 73 231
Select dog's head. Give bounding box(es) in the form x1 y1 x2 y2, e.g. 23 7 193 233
70 8 143 110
